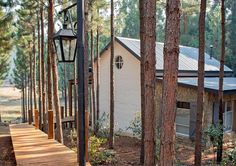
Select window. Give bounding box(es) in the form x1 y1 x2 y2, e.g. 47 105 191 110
115 56 124 69
224 101 233 132
177 102 190 109
176 102 190 136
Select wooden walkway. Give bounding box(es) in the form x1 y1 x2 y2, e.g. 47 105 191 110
10 124 89 166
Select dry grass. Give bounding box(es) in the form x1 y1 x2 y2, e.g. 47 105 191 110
0 86 21 122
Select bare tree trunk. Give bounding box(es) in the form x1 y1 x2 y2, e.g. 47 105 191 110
49 0 63 143
22 85 25 122
29 41 33 124
90 30 96 132
96 26 100 134
33 28 37 110
37 9 42 130
64 63 67 117
48 0 53 114
140 0 156 165
217 0 225 163
139 0 145 163
74 60 77 129
109 0 115 149
194 0 206 165
160 0 181 165
25 73 28 122
40 3 46 131
84 0 89 125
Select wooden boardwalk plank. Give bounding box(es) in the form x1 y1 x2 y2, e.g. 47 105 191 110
10 124 89 166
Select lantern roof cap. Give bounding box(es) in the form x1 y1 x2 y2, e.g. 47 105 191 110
53 28 76 39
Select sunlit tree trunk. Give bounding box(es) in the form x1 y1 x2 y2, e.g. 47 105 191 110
49 0 63 143
33 28 37 110
194 0 206 165
217 0 225 163
90 30 96 132
160 0 181 165
140 0 156 165
29 41 33 124
40 2 46 131
37 9 42 130
96 25 100 134
47 0 53 117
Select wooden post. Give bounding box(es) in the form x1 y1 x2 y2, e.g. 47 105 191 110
48 110 54 139
85 111 89 162
34 109 39 129
61 106 64 119
28 109 32 125
0 113 1 123
61 106 64 128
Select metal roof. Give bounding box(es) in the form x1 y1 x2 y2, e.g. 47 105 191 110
116 37 233 72
177 77 236 94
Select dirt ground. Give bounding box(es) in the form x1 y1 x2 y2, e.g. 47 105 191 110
0 124 16 166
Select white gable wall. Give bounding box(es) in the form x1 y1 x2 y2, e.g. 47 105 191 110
94 41 141 131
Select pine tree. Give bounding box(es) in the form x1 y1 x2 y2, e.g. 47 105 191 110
160 0 181 165
140 0 156 165
194 0 206 165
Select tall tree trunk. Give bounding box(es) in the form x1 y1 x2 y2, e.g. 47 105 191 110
33 28 37 110
84 0 89 127
29 41 33 124
37 9 42 130
95 25 100 134
217 0 225 163
74 60 77 129
40 3 46 131
25 73 28 122
160 0 181 165
90 30 96 132
22 85 25 122
140 0 156 165
64 63 67 117
194 0 206 165
139 0 145 163
47 0 53 114
28 74 30 122
49 0 63 143
109 0 115 149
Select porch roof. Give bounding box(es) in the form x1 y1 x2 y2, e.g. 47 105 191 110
177 77 236 94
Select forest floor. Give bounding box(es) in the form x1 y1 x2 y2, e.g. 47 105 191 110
64 132 220 166
0 124 16 166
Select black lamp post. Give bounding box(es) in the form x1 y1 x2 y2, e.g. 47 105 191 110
77 0 86 165
53 2 86 165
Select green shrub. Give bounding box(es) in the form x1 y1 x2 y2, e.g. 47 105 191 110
94 112 110 138
89 136 117 165
205 123 224 148
221 147 236 165
127 112 141 138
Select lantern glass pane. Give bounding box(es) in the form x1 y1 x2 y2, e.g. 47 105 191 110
62 38 76 61
55 39 63 61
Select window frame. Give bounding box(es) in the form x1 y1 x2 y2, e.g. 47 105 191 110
115 55 124 69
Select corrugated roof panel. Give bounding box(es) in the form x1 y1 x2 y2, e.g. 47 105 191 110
178 77 236 92
116 37 233 72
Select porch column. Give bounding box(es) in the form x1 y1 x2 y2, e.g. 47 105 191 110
233 100 236 132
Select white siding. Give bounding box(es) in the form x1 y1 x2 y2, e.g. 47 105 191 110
94 41 141 131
